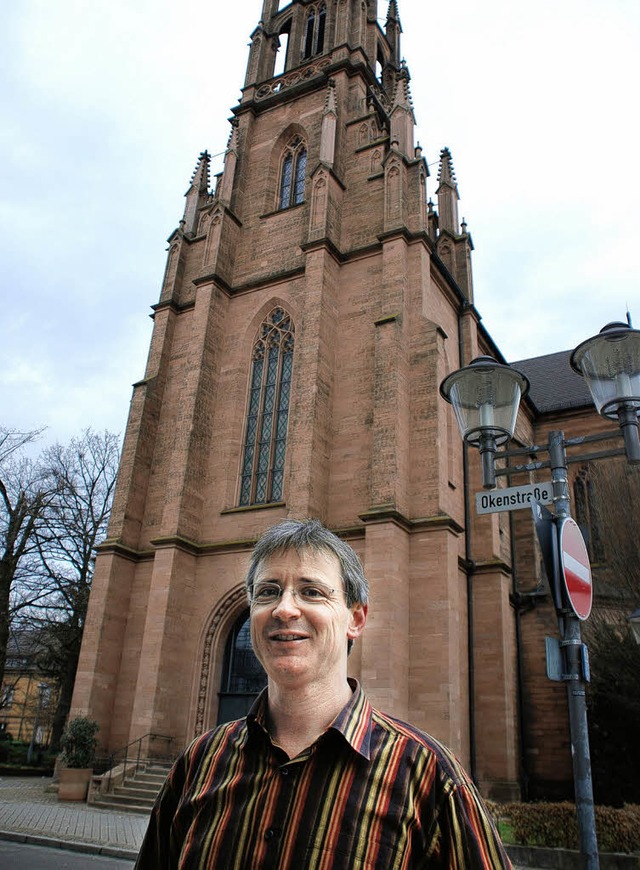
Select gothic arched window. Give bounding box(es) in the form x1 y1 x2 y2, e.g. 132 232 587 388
239 308 294 506
274 19 291 77
217 610 267 724
316 5 326 53
279 137 307 209
302 4 326 59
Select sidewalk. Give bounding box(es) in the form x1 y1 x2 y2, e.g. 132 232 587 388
0 776 145 860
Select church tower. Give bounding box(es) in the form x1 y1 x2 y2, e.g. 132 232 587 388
73 0 519 799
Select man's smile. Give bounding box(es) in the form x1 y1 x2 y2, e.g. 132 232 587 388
269 631 309 642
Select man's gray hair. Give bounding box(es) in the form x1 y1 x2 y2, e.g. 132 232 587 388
246 518 369 607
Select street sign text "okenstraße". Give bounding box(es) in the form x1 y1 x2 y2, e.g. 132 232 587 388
476 482 553 515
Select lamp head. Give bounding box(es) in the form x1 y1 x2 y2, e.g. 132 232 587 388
440 356 530 447
570 321 640 419
571 321 640 463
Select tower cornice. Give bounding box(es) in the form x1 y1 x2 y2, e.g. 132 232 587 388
236 48 389 119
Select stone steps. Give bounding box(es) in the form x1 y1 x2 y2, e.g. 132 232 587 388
91 762 172 814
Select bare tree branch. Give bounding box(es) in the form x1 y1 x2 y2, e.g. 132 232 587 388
0 427 55 691
30 429 120 748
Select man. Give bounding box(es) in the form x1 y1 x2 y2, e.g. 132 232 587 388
135 519 512 868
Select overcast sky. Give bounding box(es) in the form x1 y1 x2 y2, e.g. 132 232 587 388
2 0 638 448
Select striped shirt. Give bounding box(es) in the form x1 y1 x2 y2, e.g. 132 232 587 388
135 682 511 869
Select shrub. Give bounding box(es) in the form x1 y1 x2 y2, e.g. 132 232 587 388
58 716 99 769
490 801 640 854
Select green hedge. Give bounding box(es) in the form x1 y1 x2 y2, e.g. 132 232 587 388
486 801 640 854
0 740 56 768
0 765 55 776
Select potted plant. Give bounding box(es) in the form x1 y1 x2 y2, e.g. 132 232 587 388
57 715 99 801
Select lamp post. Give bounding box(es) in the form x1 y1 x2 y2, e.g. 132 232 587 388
440 321 640 870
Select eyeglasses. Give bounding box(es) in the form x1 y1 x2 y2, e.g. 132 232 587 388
251 581 338 606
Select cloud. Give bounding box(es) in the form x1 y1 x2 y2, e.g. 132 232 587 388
0 0 638 445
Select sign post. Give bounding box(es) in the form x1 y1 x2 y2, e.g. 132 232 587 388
531 501 563 611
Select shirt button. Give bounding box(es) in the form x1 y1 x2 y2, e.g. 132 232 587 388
280 767 289 776
264 828 280 841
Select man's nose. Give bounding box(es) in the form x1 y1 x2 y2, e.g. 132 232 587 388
271 587 301 618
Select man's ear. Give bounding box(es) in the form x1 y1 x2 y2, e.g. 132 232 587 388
347 603 368 640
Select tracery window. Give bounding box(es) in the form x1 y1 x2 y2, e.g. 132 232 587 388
239 308 294 506
279 137 307 209
303 4 326 59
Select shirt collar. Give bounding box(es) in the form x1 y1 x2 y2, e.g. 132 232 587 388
328 678 373 760
246 679 373 761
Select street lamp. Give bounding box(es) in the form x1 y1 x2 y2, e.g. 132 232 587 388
571 321 640 464
440 356 529 489
440 321 640 870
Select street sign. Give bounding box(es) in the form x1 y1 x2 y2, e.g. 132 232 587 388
545 636 564 681
476 481 553 515
559 517 593 620
532 502 563 610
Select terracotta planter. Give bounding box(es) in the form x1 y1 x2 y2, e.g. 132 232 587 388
58 767 92 801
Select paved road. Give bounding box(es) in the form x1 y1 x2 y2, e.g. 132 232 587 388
0 840 134 868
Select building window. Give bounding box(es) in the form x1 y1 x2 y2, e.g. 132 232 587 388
239 308 294 506
39 683 51 710
279 137 307 210
574 466 605 563
217 610 267 724
1 685 14 708
303 4 326 59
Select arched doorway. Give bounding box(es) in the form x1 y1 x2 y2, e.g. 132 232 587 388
217 610 267 724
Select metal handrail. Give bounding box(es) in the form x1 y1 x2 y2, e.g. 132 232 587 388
104 732 174 791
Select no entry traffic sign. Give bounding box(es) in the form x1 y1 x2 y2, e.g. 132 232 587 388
559 517 593 620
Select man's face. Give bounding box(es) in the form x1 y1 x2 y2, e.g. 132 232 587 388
249 548 367 691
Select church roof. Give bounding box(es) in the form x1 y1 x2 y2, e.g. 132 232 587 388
511 349 593 415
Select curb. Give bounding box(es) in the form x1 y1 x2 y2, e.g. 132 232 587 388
0 829 138 860
506 844 640 869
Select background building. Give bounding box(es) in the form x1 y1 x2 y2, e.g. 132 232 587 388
0 632 58 748
70 0 625 800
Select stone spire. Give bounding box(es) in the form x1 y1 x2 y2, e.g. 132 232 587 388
386 0 401 28
386 0 402 64
436 147 460 234
389 63 415 157
435 147 474 300
183 151 211 236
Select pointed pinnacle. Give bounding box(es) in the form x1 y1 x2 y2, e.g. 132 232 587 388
392 67 413 111
387 0 401 26
190 151 211 192
226 118 240 150
438 147 457 185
